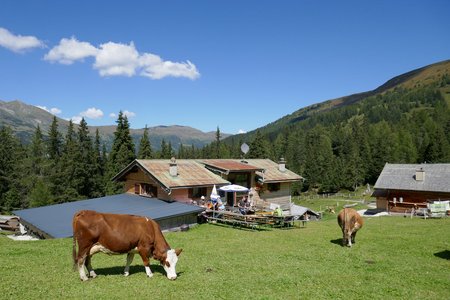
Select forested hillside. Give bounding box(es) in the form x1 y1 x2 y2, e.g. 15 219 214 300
217 60 450 193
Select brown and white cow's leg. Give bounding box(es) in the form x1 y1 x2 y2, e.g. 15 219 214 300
138 248 153 278
124 252 135 276
76 254 89 281
85 255 97 278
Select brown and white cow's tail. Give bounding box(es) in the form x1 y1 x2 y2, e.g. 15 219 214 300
72 212 80 271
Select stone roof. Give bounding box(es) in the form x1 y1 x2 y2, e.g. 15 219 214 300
374 163 450 193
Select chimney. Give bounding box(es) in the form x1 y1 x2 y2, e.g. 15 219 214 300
278 157 286 172
415 167 425 181
169 157 178 177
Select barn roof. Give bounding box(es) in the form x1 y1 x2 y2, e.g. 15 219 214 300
13 194 204 239
374 163 450 193
113 159 230 190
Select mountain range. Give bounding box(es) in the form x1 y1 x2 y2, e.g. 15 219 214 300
0 100 227 151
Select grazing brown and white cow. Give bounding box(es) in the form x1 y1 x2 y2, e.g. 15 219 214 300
72 210 182 281
337 208 364 247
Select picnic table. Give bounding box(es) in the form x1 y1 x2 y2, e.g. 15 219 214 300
204 209 304 229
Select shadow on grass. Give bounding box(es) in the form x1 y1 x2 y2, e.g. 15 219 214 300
434 250 450 260
330 238 343 246
94 264 182 277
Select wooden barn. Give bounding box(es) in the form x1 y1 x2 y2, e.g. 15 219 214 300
372 163 450 213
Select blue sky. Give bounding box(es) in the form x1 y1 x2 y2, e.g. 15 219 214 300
1 1 449 134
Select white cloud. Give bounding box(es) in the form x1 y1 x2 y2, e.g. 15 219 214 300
43 36 199 80
70 116 82 124
0 27 45 53
80 107 104 119
139 53 199 80
123 110 136 118
44 37 98 64
238 129 247 134
36 105 62 115
94 42 140 77
109 113 116 118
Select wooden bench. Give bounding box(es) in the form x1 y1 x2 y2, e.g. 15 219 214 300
206 216 259 230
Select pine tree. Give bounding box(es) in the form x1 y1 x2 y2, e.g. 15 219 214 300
29 178 52 207
248 131 270 158
73 118 95 198
59 120 80 201
106 112 136 194
110 112 136 172
137 125 153 159
215 126 221 158
302 126 336 192
91 129 106 198
178 144 186 159
46 117 66 202
159 138 168 158
47 116 62 161
0 126 23 211
29 125 47 177
167 141 173 158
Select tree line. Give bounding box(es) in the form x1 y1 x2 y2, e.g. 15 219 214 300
1 76 449 212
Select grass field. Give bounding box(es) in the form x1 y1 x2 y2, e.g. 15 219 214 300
1 216 449 299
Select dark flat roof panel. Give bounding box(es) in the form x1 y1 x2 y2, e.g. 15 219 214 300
13 194 204 238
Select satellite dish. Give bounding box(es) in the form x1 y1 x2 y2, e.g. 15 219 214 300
241 143 249 154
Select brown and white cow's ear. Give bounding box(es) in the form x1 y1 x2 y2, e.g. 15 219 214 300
175 248 183 256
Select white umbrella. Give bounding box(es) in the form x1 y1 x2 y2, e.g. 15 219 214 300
210 184 219 200
218 184 249 192
219 184 249 206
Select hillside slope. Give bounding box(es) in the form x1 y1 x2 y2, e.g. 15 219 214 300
233 59 450 140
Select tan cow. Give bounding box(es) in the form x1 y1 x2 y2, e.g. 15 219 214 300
337 208 364 247
72 210 182 281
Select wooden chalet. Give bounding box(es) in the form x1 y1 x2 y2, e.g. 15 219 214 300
372 163 450 213
200 159 303 209
112 158 230 204
113 158 303 209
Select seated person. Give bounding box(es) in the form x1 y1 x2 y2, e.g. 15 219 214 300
199 196 206 207
238 196 251 215
273 206 283 216
216 197 225 211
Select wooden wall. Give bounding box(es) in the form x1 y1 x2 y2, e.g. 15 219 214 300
376 189 450 212
260 182 292 210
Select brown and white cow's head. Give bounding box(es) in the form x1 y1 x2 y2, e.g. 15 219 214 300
162 248 182 280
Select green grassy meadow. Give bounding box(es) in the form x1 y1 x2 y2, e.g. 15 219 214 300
1 216 449 299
